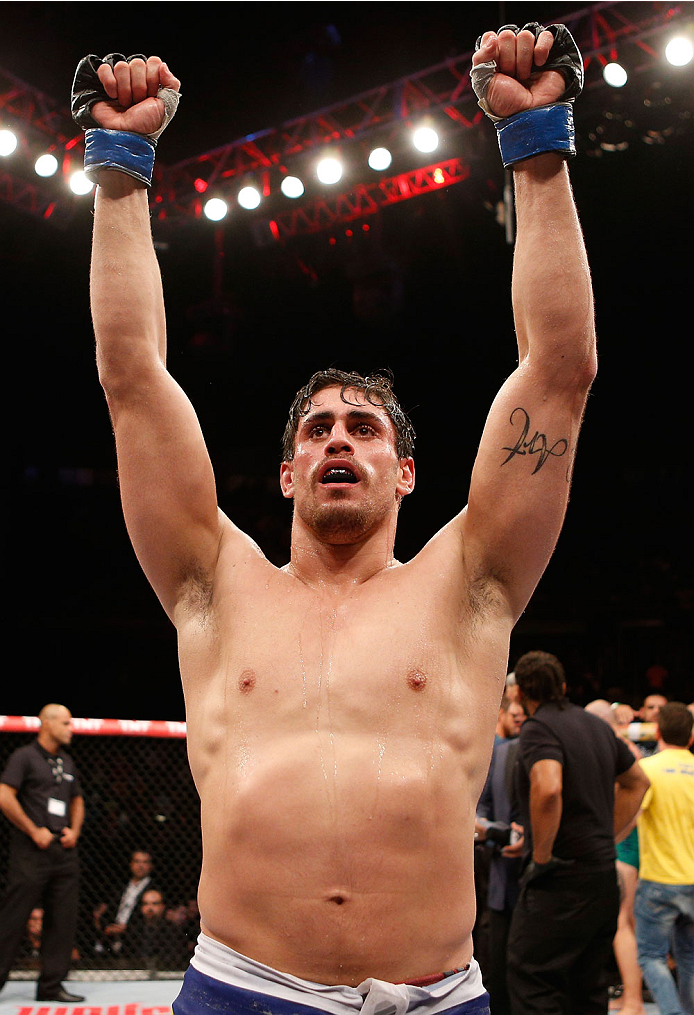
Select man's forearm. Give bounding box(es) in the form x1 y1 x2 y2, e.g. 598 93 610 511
91 172 167 388
70 796 85 839
614 784 646 840
512 154 596 373
0 795 40 840
530 786 563 863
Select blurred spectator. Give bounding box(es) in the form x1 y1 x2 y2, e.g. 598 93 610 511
641 695 667 722
182 897 200 953
585 700 646 1015
166 897 201 956
14 907 80 971
476 727 524 1015
638 694 667 758
506 652 649 1015
635 702 694 1015
14 908 43 968
495 695 525 742
93 849 155 957
504 672 519 703
125 889 187 970
644 661 668 692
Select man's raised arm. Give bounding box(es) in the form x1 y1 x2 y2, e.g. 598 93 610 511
460 25 597 621
79 56 226 621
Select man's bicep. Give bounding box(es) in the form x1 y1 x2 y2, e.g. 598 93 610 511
107 365 222 619
461 360 591 619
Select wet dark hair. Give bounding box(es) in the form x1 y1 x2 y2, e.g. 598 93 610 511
282 368 416 461
514 650 566 707
656 702 693 747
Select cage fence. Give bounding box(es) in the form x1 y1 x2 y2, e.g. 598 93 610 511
0 717 201 981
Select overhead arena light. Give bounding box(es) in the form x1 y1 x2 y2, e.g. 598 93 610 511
665 36 693 66
35 153 59 177
412 126 439 153
280 175 304 199
70 171 94 195
0 129 18 157
603 62 628 88
237 185 261 210
316 157 343 185
368 147 392 171
203 198 228 221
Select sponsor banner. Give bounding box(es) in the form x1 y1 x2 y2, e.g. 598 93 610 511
0 716 186 738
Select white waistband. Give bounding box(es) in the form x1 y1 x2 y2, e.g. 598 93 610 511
190 932 486 1015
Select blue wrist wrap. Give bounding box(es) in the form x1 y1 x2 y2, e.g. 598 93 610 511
84 128 156 186
494 103 575 168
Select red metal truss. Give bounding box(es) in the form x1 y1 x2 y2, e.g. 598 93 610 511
0 2 690 229
0 65 81 146
0 170 59 219
263 158 471 241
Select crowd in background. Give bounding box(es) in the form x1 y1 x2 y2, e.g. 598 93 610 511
13 847 200 972
473 675 694 1015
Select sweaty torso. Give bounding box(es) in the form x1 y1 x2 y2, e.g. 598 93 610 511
177 525 511 985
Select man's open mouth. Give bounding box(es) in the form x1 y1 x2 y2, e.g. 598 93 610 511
321 467 359 484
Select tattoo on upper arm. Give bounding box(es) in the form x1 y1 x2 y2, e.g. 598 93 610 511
501 407 569 475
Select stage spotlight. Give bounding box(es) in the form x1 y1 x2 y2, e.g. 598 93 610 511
368 147 392 171
280 176 304 198
204 198 228 221
35 153 59 177
603 62 628 88
665 36 693 66
0 129 18 157
70 171 94 195
316 157 343 184
238 186 261 210
412 126 439 153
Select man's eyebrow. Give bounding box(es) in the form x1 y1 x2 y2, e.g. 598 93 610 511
300 410 333 427
301 408 386 427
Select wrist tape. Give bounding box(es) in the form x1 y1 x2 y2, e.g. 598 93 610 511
84 128 156 186
494 103 575 168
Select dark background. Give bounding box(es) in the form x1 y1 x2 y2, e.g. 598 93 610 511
4 3 692 721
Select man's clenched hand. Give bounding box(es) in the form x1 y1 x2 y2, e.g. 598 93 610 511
472 29 563 120
92 56 180 136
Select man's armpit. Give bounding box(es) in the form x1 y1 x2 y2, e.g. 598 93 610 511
500 406 570 476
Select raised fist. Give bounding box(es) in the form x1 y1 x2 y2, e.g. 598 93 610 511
91 56 180 136
472 29 564 120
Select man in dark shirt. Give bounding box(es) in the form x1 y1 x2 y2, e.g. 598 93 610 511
124 888 188 970
506 651 649 1015
0 704 85 1003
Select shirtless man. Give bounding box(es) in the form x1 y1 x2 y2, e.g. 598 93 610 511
81 22 597 1015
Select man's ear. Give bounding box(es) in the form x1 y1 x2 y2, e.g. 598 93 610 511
396 457 415 499
279 461 294 500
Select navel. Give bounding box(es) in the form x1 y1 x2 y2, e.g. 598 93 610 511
326 892 349 905
238 669 257 694
407 668 428 692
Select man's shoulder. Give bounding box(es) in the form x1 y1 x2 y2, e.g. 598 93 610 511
1 740 39 777
8 741 38 759
642 748 694 776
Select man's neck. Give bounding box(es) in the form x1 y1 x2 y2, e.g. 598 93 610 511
37 732 59 754
285 522 400 591
657 739 687 752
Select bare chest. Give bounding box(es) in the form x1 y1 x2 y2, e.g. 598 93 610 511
180 567 507 750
